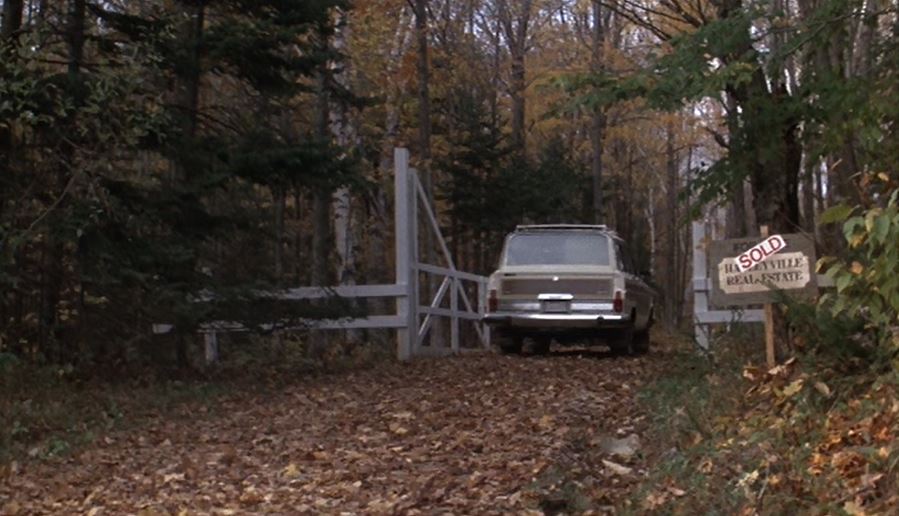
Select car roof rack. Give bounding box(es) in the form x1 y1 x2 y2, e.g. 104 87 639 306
515 224 609 231
514 224 622 239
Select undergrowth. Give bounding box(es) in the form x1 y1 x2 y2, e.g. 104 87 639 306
635 329 899 514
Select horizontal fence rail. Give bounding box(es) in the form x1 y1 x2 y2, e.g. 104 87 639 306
154 148 490 363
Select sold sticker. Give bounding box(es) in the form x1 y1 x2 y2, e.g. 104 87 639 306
735 235 787 272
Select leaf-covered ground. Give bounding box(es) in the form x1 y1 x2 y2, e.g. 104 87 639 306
1 349 663 514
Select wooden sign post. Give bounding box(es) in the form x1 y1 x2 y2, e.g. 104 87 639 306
760 226 776 368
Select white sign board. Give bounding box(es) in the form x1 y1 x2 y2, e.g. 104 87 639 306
709 233 818 307
718 252 812 295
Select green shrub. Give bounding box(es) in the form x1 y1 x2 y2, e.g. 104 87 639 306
818 177 899 367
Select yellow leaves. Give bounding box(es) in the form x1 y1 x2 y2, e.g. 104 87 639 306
602 458 633 476
282 463 300 479
831 450 865 474
642 490 668 510
388 411 414 435
782 379 804 398
162 472 184 484
667 486 687 497
742 365 764 381
388 422 410 436
814 381 832 397
2 501 22 516
843 500 867 516
737 469 759 488
309 450 330 461
537 414 555 430
239 486 264 506
808 452 827 476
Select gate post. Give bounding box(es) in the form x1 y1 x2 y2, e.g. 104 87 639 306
394 148 417 360
478 281 491 348
408 168 420 356
450 278 459 352
692 219 710 350
204 332 219 364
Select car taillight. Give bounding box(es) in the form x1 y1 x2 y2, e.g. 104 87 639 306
613 290 623 313
488 289 498 312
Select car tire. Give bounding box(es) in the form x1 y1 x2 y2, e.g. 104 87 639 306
633 329 650 354
495 333 523 354
608 325 635 356
531 336 551 355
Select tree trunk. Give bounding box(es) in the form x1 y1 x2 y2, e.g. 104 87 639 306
311 25 332 288
1 0 25 215
414 0 432 188
373 6 413 303
747 90 802 235
645 182 656 277
510 49 526 153
39 0 87 363
414 0 445 347
332 186 356 288
172 0 205 368
801 155 816 233
665 122 678 327
590 0 606 224
498 0 532 156
175 0 204 163
680 145 694 321
273 185 285 283
328 19 359 341
329 8 361 346
1 0 24 41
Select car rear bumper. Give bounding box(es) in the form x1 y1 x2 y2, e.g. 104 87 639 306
483 312 630 329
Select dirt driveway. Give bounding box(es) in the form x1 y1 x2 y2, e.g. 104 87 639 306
1 349 662 514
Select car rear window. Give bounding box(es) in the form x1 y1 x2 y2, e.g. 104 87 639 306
503 232 611 266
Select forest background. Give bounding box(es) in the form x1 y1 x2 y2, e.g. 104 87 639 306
1 0 897 371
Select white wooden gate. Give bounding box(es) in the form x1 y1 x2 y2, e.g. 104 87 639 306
155 148 491 361
393 148 491 359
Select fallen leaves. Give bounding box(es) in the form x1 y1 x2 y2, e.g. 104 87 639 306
657 352 899 513
388 422 410 436
597 434 641 459
281 463 300 479
782 378 804 397
844 499 867 516
601 459 632 476
814 380 832 397
0 352 656 514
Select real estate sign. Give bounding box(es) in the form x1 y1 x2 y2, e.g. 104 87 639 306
709 233 818 307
